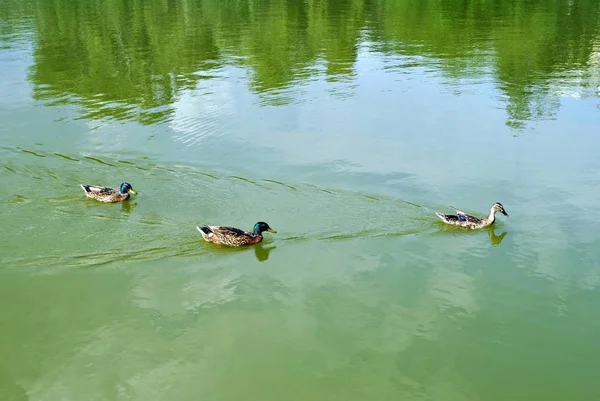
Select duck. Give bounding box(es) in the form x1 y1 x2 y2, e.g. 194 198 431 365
435 202 508 229
80 182 137 203
196 221 277 246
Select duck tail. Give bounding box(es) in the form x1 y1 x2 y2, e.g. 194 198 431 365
196 226 212 235
435 212 446 221
80 184 91 193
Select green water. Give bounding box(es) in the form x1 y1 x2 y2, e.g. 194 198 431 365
1 0 600 399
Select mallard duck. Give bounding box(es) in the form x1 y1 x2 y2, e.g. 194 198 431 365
80 182 137 203
435 202 508 229
196 221 277 246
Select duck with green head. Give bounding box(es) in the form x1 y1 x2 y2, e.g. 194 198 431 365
80 182 137 203
196 221 277 246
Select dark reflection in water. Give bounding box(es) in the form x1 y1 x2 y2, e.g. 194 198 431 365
254 242 276 262
0 0 597 128
120 200 138 214
438 224 508 247
201 240 277 262
488 227 507 247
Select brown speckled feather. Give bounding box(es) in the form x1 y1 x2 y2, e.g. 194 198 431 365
435 202 508 230
196 225 262 246
80 185 130 203
435 212 486 229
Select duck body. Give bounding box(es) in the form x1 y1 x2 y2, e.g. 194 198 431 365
435 202 508 229
80 182 136 203
196 221 276 247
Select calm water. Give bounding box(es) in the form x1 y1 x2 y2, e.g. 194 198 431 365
1 0 600 400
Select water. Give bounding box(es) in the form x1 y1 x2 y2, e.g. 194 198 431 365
1 0 600 399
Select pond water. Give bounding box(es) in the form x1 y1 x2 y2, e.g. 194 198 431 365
1 1 600 400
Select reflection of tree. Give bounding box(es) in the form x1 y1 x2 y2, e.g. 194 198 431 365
9 0 600 126
29 0 221 124
0 0 34 41
370 0 600 129
492 1 600 127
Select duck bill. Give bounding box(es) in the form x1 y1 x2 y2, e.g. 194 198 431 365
267 228 277 233
502 211 508 217
128 189 137 194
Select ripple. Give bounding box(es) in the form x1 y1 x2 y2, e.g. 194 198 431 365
20 148 45 158
0 150 510 272
228 175 270 189
54 153 80 162
171 75 236 147
82 156 117 167
260 179 296 190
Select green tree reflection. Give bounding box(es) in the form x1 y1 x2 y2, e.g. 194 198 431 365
4 0 597 127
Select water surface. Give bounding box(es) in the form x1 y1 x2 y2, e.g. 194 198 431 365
1 1 600 400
